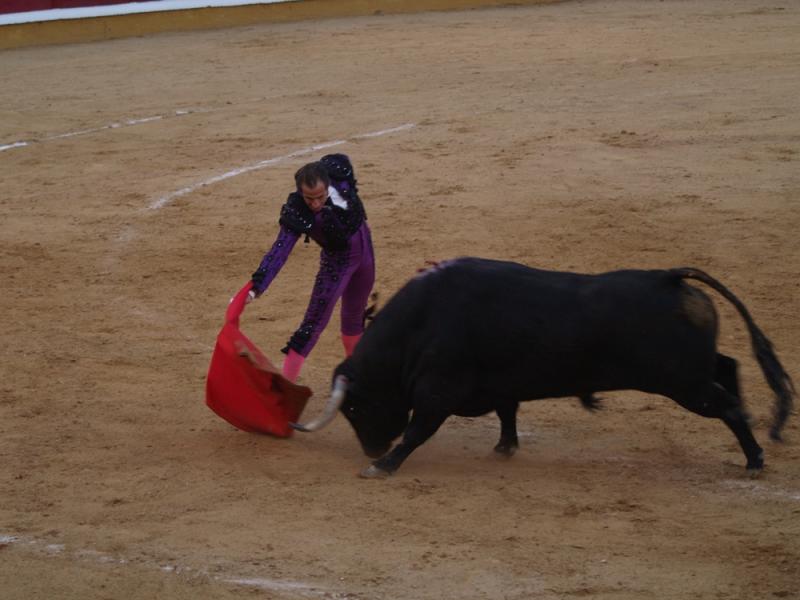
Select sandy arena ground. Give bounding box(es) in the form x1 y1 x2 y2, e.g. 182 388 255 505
1 1 799 598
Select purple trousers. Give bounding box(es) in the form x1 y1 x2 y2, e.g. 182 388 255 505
286 222 375 357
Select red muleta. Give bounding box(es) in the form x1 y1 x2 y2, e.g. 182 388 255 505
206 282 311 437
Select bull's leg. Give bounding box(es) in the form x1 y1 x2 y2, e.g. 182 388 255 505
720 399 764 472
494 401 519 456
361 409 449 478
712 355 762 469
715 353 742 399
674 382 763 472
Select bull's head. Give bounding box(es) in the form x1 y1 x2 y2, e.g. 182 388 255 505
290 363 409 459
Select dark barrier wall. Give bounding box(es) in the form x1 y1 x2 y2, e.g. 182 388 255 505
0 0 159 15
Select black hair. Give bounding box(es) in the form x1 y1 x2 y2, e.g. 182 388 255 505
294 162 330 191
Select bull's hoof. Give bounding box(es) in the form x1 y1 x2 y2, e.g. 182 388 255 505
746 466 763 479
359 464 392 479
493 442 518 457
746 461 764 477
746 451 764 475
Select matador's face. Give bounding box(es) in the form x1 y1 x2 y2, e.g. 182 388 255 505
300 180 328 213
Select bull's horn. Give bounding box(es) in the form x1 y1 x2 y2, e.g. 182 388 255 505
290 375 348 432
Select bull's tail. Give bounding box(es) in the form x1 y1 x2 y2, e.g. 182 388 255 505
673 267 795 440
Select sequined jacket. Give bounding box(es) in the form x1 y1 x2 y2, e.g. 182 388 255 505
250 182 367 296
279 182 366 250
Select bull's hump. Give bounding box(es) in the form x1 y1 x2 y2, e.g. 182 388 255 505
414 258 460 277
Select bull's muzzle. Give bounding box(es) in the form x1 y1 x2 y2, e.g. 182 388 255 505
290 375 348 432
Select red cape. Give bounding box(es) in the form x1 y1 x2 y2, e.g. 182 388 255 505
205 282 311 437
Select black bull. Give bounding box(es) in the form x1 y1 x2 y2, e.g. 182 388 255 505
293 258 794 477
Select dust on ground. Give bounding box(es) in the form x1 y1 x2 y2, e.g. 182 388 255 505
1 1 799 598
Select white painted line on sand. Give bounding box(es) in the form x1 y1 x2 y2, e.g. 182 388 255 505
149 123 415 210
47 128 107 141
0 141 29 152
224 577 332 596
0 108 204 153
0 531 339 596
149 141 343 210
352 123 415 139
720 479 800 501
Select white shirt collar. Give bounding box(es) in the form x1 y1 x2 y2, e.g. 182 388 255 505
328 185 349 209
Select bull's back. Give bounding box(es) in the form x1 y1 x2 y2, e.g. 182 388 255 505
418 259 718 402
360 258 718 409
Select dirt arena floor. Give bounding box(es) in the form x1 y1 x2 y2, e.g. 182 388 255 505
1 0 799 598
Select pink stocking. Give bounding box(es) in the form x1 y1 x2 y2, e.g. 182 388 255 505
282 349 305 382
341 333 361 357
